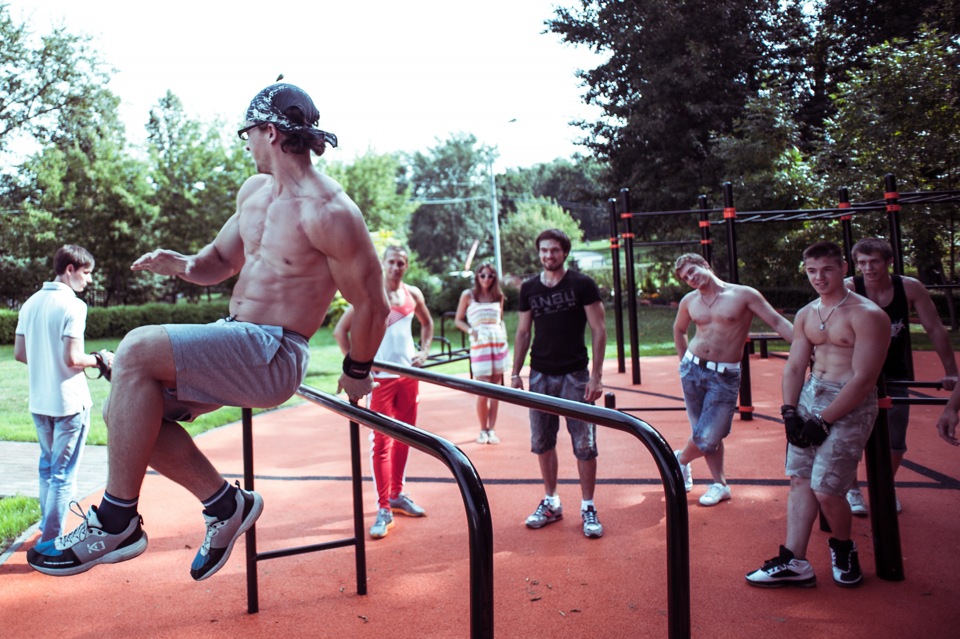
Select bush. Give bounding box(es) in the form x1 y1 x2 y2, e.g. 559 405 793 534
0 301 232 344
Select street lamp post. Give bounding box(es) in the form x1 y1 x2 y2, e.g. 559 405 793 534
488 160 503 278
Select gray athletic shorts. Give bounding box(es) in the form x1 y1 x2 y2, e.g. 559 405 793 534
528 368 598 461
785 375 877 497
161 318 310 422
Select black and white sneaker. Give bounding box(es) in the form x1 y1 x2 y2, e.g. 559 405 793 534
828 537 863 588
27 503 147 576
190 483 263 581
745 545 817 588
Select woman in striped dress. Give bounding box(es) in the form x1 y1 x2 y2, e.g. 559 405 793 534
455 263 509 444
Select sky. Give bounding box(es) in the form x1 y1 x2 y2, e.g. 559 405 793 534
9 0 606 170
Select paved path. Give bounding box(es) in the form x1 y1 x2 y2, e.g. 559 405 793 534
0 441 108 500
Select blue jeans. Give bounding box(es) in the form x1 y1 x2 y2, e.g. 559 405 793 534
528 368 598 461
33 408 91 542
679 358 741 454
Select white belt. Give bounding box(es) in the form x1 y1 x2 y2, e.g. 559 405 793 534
683 350 740 373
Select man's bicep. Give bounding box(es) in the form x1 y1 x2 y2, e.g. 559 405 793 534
325 219 383 307
585 301 605 327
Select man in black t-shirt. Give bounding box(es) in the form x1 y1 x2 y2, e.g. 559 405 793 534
511 229 607 538
842 237 957 516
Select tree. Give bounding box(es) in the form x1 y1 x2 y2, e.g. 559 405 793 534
145 92 249 300
403 134 495 273
0 3 110 157
821 29 960 282
498 156 608 240
547 0 776 211
15 88 157 305
499 199 583 277
323 150 417 237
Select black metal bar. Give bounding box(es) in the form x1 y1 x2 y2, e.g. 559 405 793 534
864 379 905 581
242 408 259 614
839 187 855 277
374 360 691 639
620 188 642 385
242 402 368 615
885 380 945 389
722 182 739 284
295 385 495 639
609 197 626 374
698 195 712 265
349 420 367 595
885 174 905 276
738 343 753 421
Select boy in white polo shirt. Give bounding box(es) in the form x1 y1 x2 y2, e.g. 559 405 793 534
14 245 113 541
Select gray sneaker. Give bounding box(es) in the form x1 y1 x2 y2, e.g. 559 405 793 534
525 499 563 528
27 503 147 576
389 493 426 517
191 483 263 581
846 489 868 517
370 508 395 539
582 506 604 538
675 450 693 493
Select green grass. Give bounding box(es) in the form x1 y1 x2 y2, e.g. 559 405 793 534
0 495 41 550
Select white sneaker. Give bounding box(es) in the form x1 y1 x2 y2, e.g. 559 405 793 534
674 450 692 493
486 430 500 445
476 431 489 444
846 489 868 517
699 483 731 506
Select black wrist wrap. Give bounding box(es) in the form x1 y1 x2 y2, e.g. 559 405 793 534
343 354 373 379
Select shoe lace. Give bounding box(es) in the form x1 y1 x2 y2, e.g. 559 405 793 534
583 508 599 526
535 501 552 517
199 515 221 555
761 554 789 572
58 502 92 546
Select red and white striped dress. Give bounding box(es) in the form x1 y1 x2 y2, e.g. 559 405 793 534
466 297 508 377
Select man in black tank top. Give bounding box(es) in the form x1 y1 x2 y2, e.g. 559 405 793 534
843 238 958 515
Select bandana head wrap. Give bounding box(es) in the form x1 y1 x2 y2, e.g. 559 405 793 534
245 83 338 149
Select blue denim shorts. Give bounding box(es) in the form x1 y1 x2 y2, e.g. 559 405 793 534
678 358 741 454
528 368 598 461
785 375 878 496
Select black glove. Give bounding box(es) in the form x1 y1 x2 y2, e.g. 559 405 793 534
91 350 113 381
339 354 375 402
801 414 832 447
781 405 808 448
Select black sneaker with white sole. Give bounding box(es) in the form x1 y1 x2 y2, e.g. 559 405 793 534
745 545 817 588
828 537 863 588
27 503 147 576
190 483 263 581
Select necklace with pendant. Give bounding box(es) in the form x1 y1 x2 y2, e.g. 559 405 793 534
700 286 724 309
816 289 851 330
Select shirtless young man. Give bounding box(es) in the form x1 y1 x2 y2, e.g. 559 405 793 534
842 238 958 515
27 83 390 580
746 241 888 589
672 253 793 506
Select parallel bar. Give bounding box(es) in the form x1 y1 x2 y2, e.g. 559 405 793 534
295 385 494 639
375 360 691 639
